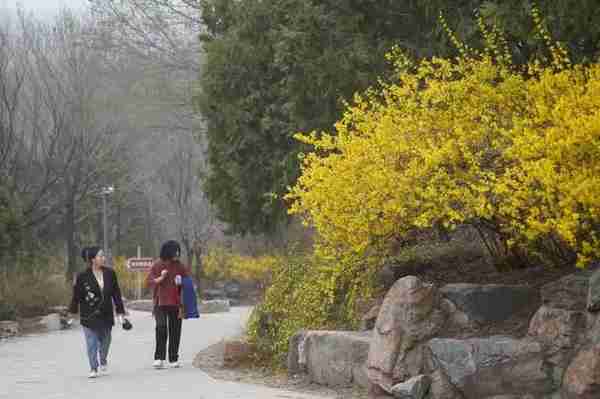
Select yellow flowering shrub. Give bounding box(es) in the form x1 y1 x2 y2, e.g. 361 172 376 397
113 256 142 299
202 246 234 281
287 11 600 267
250 5 600 367
202 246 277 285
247 249 380 365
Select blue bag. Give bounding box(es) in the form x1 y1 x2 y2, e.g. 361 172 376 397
181 276 199 319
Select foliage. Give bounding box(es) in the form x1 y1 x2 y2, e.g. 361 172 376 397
196 0 475 235
287 6 600 267
0 256 70 319
0 302 17 321
113 256 145 300
202 246 276 285
246 250 380 365
196 0 600 235
0 183 22 262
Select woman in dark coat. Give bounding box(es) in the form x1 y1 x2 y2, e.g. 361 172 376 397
69 246 126 378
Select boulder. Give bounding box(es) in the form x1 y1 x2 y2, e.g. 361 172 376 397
439 284 537 324
390 374 430 399
301 330 371 388
540 271 591 311
439 298 477 332
424 336 554 398
0 320 19 338
360 304 381 331
287 330 307 375
585 312 600 344
392 345 426 383
200 299 230 313
368 276 446 392
562 343 600 399
528 305 586 352
39 313 62 332
427 370 464 399
587 268 600 312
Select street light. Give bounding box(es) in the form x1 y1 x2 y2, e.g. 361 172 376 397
100 185 114 266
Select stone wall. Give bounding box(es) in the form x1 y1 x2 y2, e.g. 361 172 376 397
289 270 600 399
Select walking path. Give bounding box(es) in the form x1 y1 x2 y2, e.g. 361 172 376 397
0 307 329 399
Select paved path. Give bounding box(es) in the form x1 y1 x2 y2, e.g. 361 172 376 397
0 307 328 399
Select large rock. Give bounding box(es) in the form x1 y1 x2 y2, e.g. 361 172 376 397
439 298 477 332
300 330 371 388
541 271 591 311
39 313 62 332
528 305 586 352
585 312 600 344
0 320 19 338
287 330 307 375
587 268 600 312
360 304 381 331
427 370 464 399
368 276 446 392
390 374 430 399
392 345 426 383
424 336 555 398
439 284 537 324
562 343 600 399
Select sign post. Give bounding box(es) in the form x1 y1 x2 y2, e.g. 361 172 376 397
126 254 154 300
137 246 142 300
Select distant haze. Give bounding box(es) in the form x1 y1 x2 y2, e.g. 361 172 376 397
2 0 88 17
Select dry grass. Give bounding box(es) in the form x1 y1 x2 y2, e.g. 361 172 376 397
0 256 71 320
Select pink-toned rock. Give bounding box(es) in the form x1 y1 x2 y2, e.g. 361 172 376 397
367 276 445 393
562 344 600 399
528 305 586 352
428 370 464 399
360 304 381 331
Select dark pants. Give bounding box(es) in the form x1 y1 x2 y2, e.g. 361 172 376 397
154 305 182 362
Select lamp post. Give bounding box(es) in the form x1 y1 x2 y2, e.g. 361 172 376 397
101 185 114 265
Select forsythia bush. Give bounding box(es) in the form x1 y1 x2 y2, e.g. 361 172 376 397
113 256 141 299
247 250 380 365
202 246 277 285
250 5 600 367
287 20 600 267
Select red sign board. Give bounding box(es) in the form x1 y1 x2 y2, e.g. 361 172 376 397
126 257 154 272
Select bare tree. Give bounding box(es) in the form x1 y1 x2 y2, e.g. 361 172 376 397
6 10 128 279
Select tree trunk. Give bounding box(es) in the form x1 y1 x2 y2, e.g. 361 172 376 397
65 192 78 282
115 197 121 255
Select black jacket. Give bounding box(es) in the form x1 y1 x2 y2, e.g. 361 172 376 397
69 267 125 330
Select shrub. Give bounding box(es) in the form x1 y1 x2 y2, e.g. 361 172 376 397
0 269 70 318
113 256 146 300
247 249 380 366
202 246 276 287
0 302 17 321
287 8 600 267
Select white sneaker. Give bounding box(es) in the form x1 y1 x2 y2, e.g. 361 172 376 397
169 361 180 368
153 359 164 369
100 365 108 375
88 370 98 379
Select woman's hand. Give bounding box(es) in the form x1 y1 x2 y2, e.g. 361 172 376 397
154 269 168 284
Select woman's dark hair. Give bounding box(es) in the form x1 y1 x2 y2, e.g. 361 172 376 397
160 240 181 261
81 246 101 263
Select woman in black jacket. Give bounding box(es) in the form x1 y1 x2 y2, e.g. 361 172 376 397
69 246 126 378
